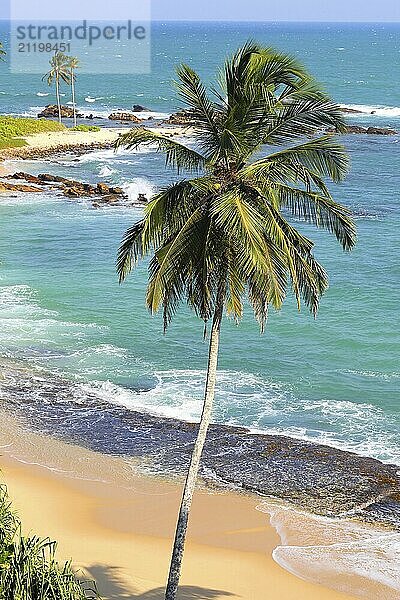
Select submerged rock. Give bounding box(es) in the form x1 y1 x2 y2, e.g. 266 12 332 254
108 112 143 123
0 360 399 528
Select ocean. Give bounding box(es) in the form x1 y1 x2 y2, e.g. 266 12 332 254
0 20 399 598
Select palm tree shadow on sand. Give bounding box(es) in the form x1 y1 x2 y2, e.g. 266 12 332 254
85 565 236 600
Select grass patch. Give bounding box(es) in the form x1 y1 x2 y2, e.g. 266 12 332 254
0 138 28 149
0 116 66 141
70 125 101 132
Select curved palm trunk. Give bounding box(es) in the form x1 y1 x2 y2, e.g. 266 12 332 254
55 77 61 124
165 296 224 600
71 71 77 127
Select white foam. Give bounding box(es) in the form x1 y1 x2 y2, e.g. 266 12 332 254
98 165 116 177
0 284 106 351
73 368 400 465
261 501 400 599
341 103 400 118
123 178 156 202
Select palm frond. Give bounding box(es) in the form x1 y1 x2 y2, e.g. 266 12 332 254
262 95 346 145
275 184 357 250
117 220 146 283
211 188 287 309
175 64 224 161
257 136 349 183
115 127 206 173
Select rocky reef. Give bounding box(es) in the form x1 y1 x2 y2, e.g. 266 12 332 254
3 171 129 205
0 358 399 528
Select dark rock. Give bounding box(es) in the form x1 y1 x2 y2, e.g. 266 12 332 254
339 106 363 114
7 171 129 203
163 110 196 126
38 105 84 119
132 105 150 112
366 126 398 135
330 125 398 135
96 182 110 195
100 195 120 203
108 112 143 123
343 125 368 134
137 193 148 204
63 187 81 197
0 181 43 193
8 172 43 185
38 173 70 183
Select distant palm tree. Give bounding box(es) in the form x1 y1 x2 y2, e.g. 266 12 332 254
116 42 357 600
43 52 70 124
67 56 80 127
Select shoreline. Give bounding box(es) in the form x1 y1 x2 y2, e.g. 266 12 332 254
0 118 398 163
0 125 196 161
0 412 360 600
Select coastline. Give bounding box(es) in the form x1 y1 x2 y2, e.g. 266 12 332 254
0 412 359 600
0 125 196 161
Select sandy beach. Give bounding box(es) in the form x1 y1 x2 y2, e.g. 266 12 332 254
0 125 196 160
0 413 358 600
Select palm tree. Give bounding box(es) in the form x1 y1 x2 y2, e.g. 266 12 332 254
67 56 80 127
42 52 70 124
116 42 357 600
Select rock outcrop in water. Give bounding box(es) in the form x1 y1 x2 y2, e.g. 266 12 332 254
108 112 143 123
0 359 399 529
163 110 197 126
4 171 128 205
336 125 398 135
38 105 84 119
0 181 43 193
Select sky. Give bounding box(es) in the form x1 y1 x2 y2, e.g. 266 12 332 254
1 0 400 21
151 0 400 22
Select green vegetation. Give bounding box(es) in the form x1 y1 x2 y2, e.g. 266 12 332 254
0 138 27 149
0 116 66 138
71 125 100 132
116 42 356 600
0 116 65 149
0 484 97 599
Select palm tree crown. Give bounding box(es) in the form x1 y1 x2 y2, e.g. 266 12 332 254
117 42 356 331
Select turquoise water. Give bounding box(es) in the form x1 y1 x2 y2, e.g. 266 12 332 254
0 22 399 465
